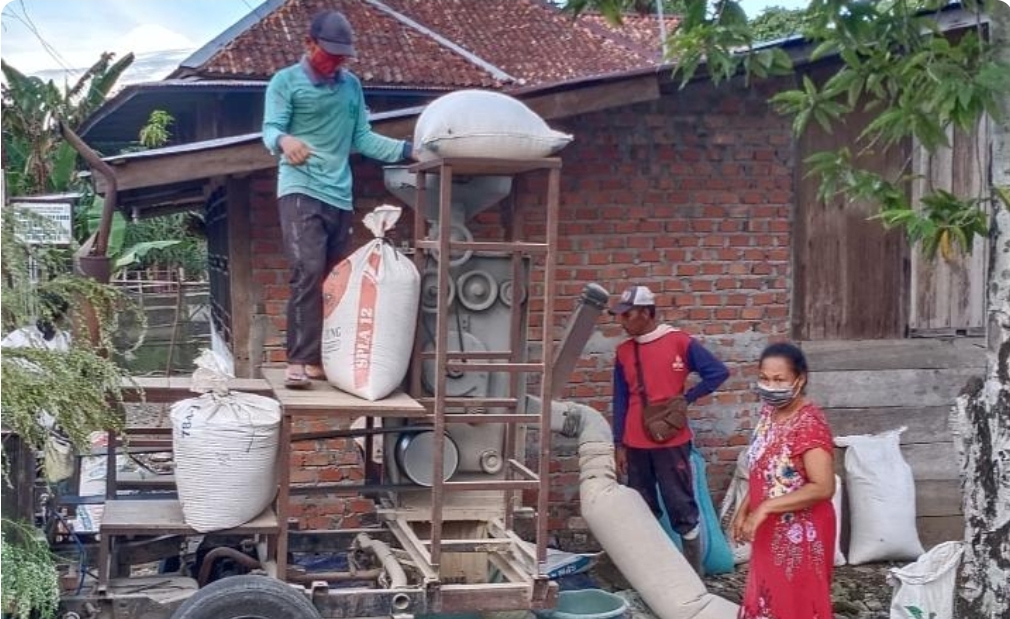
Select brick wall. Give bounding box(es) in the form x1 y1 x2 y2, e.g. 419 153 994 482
243 76 794 544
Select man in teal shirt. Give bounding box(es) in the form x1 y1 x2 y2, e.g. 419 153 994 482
262 10 412 388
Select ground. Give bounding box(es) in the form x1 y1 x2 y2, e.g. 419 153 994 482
591 556 897 619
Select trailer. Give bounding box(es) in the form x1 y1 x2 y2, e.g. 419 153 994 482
55 157 608 619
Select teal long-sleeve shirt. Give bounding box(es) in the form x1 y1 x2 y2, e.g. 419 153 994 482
262 60 408 210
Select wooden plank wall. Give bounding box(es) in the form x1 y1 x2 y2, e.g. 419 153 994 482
801 338 986 550
909 117 989 335
792 101 910 341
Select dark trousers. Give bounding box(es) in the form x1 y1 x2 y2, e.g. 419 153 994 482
626 443 700 536
278 194 353 365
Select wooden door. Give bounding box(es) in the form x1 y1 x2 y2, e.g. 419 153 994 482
909 118 989 336
792 104 910 340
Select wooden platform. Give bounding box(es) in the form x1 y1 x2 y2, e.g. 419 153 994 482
261 369 426 416
100 499 279 535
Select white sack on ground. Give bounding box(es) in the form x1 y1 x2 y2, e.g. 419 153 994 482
171 350 281 533
832 474 847 566
888 541 963 619
414 89 573 161
322 205 420 401
835 427 924 564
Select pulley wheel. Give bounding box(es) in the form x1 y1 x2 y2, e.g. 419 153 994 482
429 223 474 268
499 279 527 308
395 431 460 487
420 270 456 313
456 270 499 312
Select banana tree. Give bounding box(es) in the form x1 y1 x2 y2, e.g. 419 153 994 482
1 52 134 196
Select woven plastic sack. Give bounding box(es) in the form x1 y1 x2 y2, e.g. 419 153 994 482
888 541 963 619
171 350 281 532
322 205 420 400
718 450 752 565
659 444 736 574
414 89 573 161
836 427 924 564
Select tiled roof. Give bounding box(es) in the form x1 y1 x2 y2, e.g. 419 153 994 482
175 0 673 90
576 12 680 61
184 0 501 89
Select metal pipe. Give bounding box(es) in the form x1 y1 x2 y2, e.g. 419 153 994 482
551 283 610 396
355 533 408 589
285 568 383 584
196 546 262 587
57 120 117 257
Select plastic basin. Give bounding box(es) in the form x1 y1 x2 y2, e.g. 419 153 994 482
538 589 628 619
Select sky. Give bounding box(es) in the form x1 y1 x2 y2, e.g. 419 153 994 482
0 0 810 86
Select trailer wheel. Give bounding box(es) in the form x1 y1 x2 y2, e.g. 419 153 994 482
170 575 321 619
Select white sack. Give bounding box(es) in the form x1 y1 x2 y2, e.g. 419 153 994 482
171 350 281 533
322 205 420 401
888 541 963 619
718 450 752 565
832 474 847 566
414 89 573 161
835 427 924 564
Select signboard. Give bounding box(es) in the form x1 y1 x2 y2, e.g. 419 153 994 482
11 202 74 245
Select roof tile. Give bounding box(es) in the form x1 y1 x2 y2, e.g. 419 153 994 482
184 0 673 89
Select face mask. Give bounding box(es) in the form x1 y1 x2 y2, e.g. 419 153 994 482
309 48 344 77
755 381 798 409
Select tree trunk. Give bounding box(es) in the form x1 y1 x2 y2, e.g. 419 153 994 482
951 5 1010 617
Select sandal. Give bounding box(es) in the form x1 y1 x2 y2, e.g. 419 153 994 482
305 365 327 380
284 369 311 390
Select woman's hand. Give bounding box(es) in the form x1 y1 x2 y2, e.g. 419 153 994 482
739 503 770 543
730 505 749 544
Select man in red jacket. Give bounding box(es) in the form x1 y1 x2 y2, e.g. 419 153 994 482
611 285 729 576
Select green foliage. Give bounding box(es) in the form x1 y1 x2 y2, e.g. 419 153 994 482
1 209 137 449
873 190 990 261
750 6 813 42
138 110 174 149
1 522 60 619
120 213 207 278
566 0 1009 261
1 53 134 196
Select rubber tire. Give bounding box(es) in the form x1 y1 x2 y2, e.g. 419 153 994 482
169 575 321 619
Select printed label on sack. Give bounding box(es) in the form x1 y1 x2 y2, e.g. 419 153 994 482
323 260 352 319
354 249 382 389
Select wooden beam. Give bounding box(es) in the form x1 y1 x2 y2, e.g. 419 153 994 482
524 74 660 120
808 367 981 409
802 338 985 371
226 176 254 378
95 73 659 199
97 140 276 193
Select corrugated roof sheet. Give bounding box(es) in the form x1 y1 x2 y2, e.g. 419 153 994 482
175 0 672 89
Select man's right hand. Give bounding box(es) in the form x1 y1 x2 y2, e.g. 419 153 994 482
279 135 311 165
615 445 627 479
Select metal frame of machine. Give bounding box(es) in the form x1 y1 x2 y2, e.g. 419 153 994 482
56 157 566 619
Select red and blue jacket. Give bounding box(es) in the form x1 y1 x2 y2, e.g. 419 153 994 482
612 326 729 449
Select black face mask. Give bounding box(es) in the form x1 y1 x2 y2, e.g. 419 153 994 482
36 320 57 341
754 381 798 409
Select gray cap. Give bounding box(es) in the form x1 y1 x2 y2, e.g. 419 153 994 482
310 11 357 57
610 285 657 315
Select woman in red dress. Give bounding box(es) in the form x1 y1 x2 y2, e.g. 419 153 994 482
732 342 836 619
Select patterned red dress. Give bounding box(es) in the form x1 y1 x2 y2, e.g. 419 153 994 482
738 402 836 619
